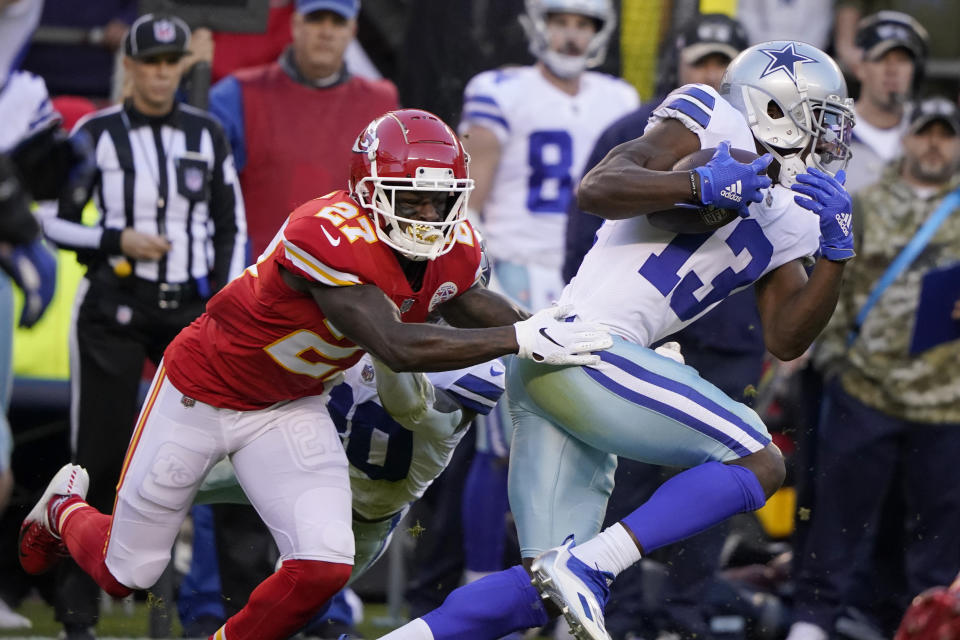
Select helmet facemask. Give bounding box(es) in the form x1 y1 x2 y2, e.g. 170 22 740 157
354 166 473 261
734 83 854 186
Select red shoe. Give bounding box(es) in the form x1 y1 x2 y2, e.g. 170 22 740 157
18 463 89 575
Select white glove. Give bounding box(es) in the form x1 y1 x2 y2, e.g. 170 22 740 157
513 304 613 366
654 341 685 365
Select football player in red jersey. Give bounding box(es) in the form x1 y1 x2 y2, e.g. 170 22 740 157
18 109 612 640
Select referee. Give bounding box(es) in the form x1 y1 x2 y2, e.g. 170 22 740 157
40 14 246 640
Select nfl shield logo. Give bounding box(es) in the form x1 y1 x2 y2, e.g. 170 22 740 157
361 364 375 383
399 298 416 314
154 20 176 43
185 167 204 192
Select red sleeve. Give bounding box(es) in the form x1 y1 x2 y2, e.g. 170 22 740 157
275 192 379 287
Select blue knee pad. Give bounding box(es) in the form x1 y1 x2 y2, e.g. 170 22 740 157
423 565 548 639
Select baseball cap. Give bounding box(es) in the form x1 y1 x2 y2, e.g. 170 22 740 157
124 14 190 60
855 11 929 62
675 14 748 65
295 0 360 19
907 97 960 136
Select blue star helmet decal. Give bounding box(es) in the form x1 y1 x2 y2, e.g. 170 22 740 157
759 42 818 83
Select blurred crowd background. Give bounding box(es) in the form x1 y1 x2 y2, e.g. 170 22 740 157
1 0 959 639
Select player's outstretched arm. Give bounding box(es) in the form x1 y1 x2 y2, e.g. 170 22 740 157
371 358 471 440
577 118 701 219
287 269 610 371
437 283 529 328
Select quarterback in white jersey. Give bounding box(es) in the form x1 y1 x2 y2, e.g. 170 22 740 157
459 0 638 312
197 353 506 580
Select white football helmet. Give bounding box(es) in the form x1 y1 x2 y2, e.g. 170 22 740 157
719 41 855 186
519 0 615 79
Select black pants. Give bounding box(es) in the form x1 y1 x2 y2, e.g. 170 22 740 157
55 274 204 630
793 380 960 634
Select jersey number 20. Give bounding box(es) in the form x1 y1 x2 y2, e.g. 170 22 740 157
638 219 774 321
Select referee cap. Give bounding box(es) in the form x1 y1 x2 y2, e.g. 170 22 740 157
125 14 190 60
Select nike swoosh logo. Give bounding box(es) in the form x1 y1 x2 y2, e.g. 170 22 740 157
321 226 341 246
538 327 562 347
489 365 504 377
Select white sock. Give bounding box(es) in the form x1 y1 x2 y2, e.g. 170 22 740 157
378 617 434 640
568 523 642 578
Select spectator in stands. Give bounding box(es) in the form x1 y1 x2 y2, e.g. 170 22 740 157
736 0 835 50
562 15 767 638
20 0 135 101
208 0 398 258
833 0 960 96
791 97 960 640
39 15 246 639
843 11 929 194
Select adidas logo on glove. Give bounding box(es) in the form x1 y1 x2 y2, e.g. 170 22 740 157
835 212 852 236
720 180 743 203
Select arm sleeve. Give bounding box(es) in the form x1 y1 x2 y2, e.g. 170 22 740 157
372 358 464 440
458 72 511 145
208 76 247 172
207 121 247 289
37 122 117 258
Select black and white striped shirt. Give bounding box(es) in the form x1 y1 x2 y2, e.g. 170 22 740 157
42 100 246 288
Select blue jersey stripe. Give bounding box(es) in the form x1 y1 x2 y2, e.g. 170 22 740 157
588 351 769 452
453 373 505 401
600 350 768 445
666 98 711 129
465 94 501 108
463 110 510 132
584 366 753 457
447 391 493 415
677 86 716 109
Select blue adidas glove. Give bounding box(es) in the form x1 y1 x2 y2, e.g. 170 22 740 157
791 167 855 262
3 237 57 328
693 141 773 217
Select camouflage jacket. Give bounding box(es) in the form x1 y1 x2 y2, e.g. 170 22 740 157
814 161 960 423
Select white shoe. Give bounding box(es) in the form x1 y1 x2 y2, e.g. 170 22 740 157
0 598 31 629
530 537 613 640
19 463 89 575
24 463 89 534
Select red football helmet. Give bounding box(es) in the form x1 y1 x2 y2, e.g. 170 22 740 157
349 109 474 261
895 574 960 640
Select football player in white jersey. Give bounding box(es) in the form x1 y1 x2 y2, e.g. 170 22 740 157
456 0 637 593
459 0 638 312
377 41 857 640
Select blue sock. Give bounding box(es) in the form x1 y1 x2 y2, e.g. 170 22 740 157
622 461 766 552
423 565 548 640
462 451 509 572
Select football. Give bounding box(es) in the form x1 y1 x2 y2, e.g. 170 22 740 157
646 147 760 234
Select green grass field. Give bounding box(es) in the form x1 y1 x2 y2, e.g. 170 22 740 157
0 597 410 639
